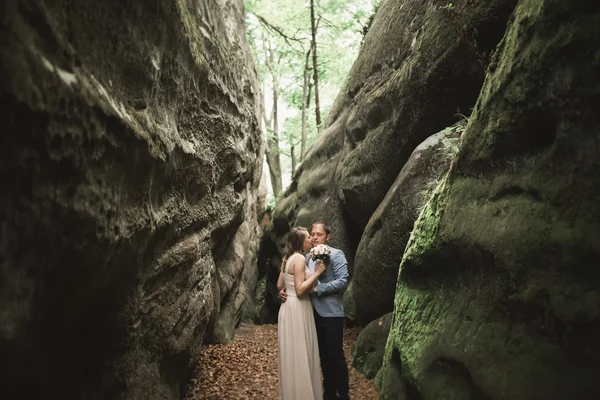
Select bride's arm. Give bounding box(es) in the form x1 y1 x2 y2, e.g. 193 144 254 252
294 258 324 296
276 257 287 291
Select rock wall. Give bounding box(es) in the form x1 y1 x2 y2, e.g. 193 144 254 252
375 0 600 398
262 0 517 321
260 0 600 395
0 1 263 399
344 125 462 325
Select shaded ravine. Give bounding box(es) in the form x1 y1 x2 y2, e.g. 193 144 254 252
257 0 600 399
2 0 599 399
259 0 520 326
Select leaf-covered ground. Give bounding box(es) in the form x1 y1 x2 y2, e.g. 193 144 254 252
186 323 378 399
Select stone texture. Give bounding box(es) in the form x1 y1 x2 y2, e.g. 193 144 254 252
344 126 462 325
375 0 600 399
333 0 518 230
0 1 262 399
259 0 518 311
352 312 393 379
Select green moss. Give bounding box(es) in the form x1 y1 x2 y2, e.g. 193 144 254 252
375 289 446 399
375 0 600 398
175 0 208 68
400 173 449 269
376 162 600 397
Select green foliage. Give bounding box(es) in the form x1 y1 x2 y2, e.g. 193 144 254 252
441 124 466 136
415 121 466 214
442 137 461 159
279 112 320 157
245 0 379 193
441 120 467 159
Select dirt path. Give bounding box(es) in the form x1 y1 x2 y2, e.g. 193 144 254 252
186 324 378 399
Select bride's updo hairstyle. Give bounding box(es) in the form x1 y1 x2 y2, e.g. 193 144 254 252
285 226 309 260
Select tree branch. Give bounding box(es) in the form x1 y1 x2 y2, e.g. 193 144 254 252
252 13 306 53
319 15 337 30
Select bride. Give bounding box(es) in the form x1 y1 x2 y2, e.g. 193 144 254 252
277 226 326 400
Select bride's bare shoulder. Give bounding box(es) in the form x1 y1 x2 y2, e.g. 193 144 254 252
292 254 306 269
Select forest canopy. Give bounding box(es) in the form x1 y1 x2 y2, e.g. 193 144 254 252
245 0 380 204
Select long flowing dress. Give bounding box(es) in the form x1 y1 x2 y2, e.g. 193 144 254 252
278 253 323 400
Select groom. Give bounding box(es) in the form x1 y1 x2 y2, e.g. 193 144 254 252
280 221 350 400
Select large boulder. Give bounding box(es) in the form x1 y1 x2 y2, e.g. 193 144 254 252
334 0 518 230
0 1 262 399
344 126 462 324
375 1 600 399
260 0 518 295
352 312 393 379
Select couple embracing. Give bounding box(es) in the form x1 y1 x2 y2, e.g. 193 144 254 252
277 221 350 400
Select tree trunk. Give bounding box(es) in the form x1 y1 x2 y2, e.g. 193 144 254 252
290 145 296 176
263 41 283 197
300 48 311 160
271 71 282 194
263 102 282 196
310 0 322 129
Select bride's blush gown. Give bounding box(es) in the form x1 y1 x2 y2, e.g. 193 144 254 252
278 253 323 400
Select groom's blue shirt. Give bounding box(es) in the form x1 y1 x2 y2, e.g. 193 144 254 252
306 247 349 318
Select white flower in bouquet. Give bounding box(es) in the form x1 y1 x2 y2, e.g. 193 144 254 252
310 244 331 264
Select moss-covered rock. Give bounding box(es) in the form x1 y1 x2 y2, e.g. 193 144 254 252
0 1 262 399
337 0 518 230
376 1 600 399
344 126 462 325
352 313 393 379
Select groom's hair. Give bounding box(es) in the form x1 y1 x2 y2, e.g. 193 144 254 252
312 220 331 235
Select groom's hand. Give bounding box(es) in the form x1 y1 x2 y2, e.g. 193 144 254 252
279 288 288 302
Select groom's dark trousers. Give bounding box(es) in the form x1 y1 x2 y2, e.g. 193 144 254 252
314 311 349 400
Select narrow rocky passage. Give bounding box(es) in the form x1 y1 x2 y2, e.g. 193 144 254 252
186 324 377 399
3 0 599 398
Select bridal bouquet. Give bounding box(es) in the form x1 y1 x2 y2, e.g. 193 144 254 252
310 244 331 264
